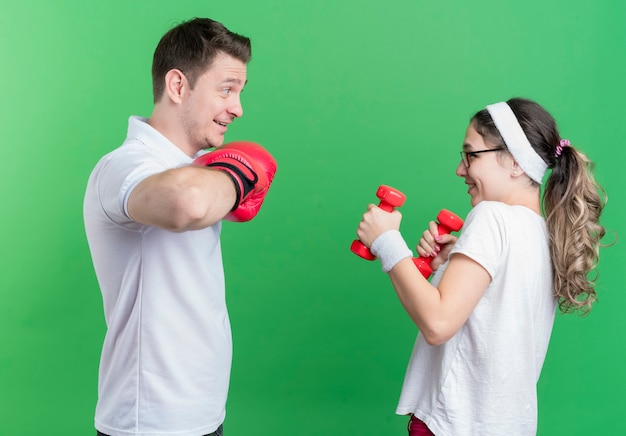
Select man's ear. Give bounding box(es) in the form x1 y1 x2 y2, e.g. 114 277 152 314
163 69 187 104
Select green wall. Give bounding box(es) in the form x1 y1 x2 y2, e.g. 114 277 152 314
2 1 624 434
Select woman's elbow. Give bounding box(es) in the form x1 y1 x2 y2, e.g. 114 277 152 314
419 321 457 346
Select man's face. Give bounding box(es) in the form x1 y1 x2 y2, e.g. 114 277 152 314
182 52 247 152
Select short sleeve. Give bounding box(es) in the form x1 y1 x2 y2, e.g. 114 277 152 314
94 145 167 228
449 201 509 279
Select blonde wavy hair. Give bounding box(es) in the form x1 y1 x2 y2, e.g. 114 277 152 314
472 98 608 314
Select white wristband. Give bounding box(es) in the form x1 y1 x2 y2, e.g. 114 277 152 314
370 230 413 273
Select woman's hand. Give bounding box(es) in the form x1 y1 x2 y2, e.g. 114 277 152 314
416 220 458 271
356 204 403 248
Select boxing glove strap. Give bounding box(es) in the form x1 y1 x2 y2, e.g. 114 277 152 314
207 161 258 210
370 230 413 273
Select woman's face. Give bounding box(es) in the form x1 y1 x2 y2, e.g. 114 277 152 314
456 124 516 207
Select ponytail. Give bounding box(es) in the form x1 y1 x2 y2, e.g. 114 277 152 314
544 145 607 314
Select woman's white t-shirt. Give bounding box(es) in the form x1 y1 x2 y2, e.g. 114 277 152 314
396 201 557 436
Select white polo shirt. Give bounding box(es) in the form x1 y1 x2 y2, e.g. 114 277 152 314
84 116 231 436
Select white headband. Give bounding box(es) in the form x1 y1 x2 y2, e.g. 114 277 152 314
486 102 547 184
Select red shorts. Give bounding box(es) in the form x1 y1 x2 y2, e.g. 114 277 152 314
407 415 435 436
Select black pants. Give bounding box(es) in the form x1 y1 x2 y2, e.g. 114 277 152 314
98 425 223 436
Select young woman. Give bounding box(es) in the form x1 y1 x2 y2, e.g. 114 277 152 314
356 97 606 435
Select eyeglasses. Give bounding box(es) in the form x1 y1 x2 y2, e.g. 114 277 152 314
459 147 506 168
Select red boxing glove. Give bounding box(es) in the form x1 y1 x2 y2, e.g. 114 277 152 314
193 141 277 222
221 141 277 222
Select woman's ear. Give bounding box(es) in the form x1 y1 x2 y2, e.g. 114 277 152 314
511 159 524 178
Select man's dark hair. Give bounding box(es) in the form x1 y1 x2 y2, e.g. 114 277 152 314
152 18 251 103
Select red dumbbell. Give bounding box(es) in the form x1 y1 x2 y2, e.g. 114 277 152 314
412 209 464 278
351 185 406 260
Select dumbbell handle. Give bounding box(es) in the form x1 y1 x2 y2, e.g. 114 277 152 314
412 209 464 278
351 185 406 260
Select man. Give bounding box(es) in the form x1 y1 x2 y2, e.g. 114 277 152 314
84 18 276 436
